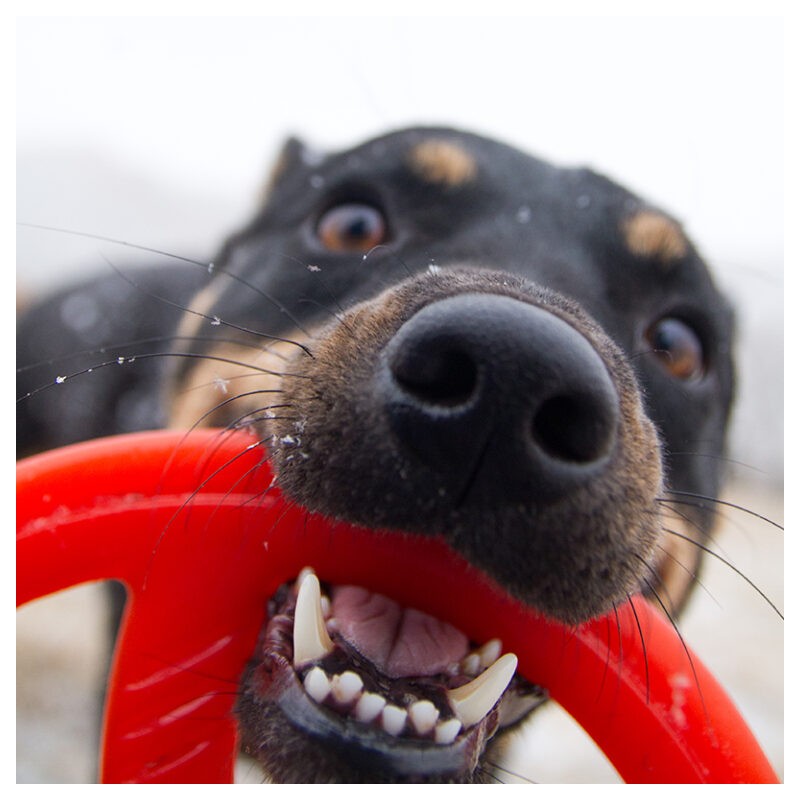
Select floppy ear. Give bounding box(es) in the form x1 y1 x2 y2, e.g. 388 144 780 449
263 136 326 197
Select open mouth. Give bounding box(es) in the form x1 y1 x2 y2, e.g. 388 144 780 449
251 567 547 777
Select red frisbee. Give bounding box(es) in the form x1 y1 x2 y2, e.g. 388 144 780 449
16 430 779 783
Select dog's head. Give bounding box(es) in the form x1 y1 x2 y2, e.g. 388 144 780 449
169 127 735 781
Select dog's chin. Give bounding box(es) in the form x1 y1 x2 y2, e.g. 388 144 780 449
236 571 547 783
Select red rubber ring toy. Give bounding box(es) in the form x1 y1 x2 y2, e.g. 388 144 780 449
16 429 779 783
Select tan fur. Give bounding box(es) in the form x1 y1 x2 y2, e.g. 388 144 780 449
408 139 478 187
622 210 689 264
167 338 304 430
172 282 226 346
654 514 709 616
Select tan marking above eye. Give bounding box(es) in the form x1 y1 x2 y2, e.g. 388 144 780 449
408 139 478 187
622 210 689 264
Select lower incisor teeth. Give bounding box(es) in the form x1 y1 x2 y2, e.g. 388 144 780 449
381 705 408 736
303 667 330 704
354 692 386 723
408 699 439 735
434 718 462 745
331 671 363 704
461 653 481 676
478 638 502 668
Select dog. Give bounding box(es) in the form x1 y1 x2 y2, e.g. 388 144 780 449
17 127 736 782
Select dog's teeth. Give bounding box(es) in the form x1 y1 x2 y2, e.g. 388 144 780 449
381 705 408 736
303 667 331 704
295 566 315 592
478 638 502 668
331 671 364 705
434 718 462 745
354 691 387 723
446 653 518 728
461 653 481 676
293 571 335 667
408 699 439 735
320 595 331 618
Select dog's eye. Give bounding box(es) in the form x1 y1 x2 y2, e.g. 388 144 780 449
645 317 705 381
316 203 388 253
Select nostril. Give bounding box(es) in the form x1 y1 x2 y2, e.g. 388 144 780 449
390 348 479 408
531 393 616 464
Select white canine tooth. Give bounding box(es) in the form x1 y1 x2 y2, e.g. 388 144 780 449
303 667 331 704
408 699 439 735
293 572 335 667
434 718 462 745
331 671 363 704
446 653 518 728
461 653 481 676
355 692 387 723
381 705 408 736
478 638 502 669
295 566 314 592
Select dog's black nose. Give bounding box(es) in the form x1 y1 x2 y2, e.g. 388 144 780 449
379 294 619 502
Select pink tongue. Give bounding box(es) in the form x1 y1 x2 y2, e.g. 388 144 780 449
331 586 470 679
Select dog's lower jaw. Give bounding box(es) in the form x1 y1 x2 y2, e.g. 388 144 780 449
237 661 504 783
235 575 547 783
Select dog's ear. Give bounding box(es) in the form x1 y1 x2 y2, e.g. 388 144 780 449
263 136 325 198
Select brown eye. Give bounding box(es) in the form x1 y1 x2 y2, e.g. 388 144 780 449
646 317 705 381
316 203 388 253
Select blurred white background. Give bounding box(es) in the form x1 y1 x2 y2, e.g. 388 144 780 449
16 9 785 784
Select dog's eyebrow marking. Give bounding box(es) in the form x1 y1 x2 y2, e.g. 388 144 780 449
408 139 478 187
622 210 689 265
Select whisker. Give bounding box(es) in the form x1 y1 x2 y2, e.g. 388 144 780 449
626 593 650 704
17 351 306 403
638 573 710 726
653 541 720 610
15 333 282 375
660 491 783 531
96 252 314 357
142 434 273 584
19 222 315 343
179 389 287 433
665 451 771 475
294 296 352 330
362 243 415 279
177 375 287 396
663 528 783 619
475 765 505 784
483 759 536 784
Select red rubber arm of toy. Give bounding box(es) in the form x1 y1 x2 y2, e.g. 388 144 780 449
16 430 779 783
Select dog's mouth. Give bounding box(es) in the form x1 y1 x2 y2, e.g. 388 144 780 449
248 566 546 779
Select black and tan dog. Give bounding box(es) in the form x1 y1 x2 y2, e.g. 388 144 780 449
17 127 735 782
